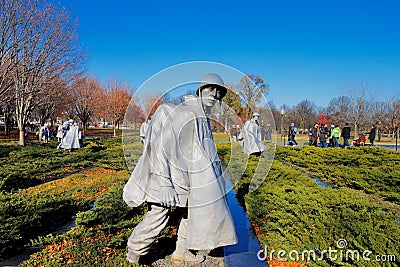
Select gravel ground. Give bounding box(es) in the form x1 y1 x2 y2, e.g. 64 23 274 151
138 247 224 267
151 256 224 267
151 251 224 267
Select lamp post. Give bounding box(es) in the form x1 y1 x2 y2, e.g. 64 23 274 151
280 107 286 145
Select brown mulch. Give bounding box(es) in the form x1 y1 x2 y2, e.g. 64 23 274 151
0 126 37 140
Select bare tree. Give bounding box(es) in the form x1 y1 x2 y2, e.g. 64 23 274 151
326 96 352 127
31 75 69 126
1 98 14 135
143 93 162 119
386 94 400 139
0 0 19 136
100 79 132 137
346 82 373 137
293 99 317 130
0 0 17 101
236 74 269 118
72 75 102 132
124 96 145 129
6 0 83 145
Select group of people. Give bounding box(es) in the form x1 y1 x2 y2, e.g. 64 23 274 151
33 123 60 143
229 124 241 142
36 124 52 143
307 122 377 148
307 123 344 148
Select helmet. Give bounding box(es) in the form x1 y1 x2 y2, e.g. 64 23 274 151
252 112 260 117
196 73 227 100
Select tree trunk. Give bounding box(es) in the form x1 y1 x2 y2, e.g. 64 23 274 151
4 122 9 136
16 101 27 146
82 119 87 133
18 125 25 146
354 122 358 138
113 121 117 137
4 109 10 136
377 128 381 142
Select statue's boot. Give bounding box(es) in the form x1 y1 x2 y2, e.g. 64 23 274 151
170 237 205 264
126 249 140 264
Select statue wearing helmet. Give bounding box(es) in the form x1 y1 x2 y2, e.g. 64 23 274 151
123 73 237 264
238 112 266 156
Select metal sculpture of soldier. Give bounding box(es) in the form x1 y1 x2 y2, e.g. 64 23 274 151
238 112 266 156
123 73 237 264
139 117 150 144
58 119 80 151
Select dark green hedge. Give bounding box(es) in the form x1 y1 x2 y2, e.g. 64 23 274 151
275 146 400 204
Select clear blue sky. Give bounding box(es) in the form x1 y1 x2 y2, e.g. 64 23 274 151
58 0 400 108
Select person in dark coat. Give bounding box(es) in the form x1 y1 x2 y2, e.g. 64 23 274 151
310 123 319 147
327 123 334 147
368 125 376 146
288 122 298 146
341 123 351 147
319 123 328 148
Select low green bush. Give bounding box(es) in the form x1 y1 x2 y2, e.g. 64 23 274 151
275 146 400 204
22 185 183 267
8 139 400 266
0 138 141 261
0 191 79 259
237 157 400 266
0 139 126 191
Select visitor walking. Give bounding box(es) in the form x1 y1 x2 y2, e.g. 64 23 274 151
40 124 50 143
368 125 376 146
319 123 328 148
310 123 319 147
328 123 334 147
235 125 241 141
288 122 298 146
341 123 351 147
330 124 341 148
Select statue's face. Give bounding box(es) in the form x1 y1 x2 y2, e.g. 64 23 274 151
200 86 218 108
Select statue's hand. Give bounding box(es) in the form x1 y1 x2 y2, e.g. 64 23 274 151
159 186 179 207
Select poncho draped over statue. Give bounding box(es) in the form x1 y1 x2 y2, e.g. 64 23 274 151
238 119 266 155
123 95 237 250
59 123 81 150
